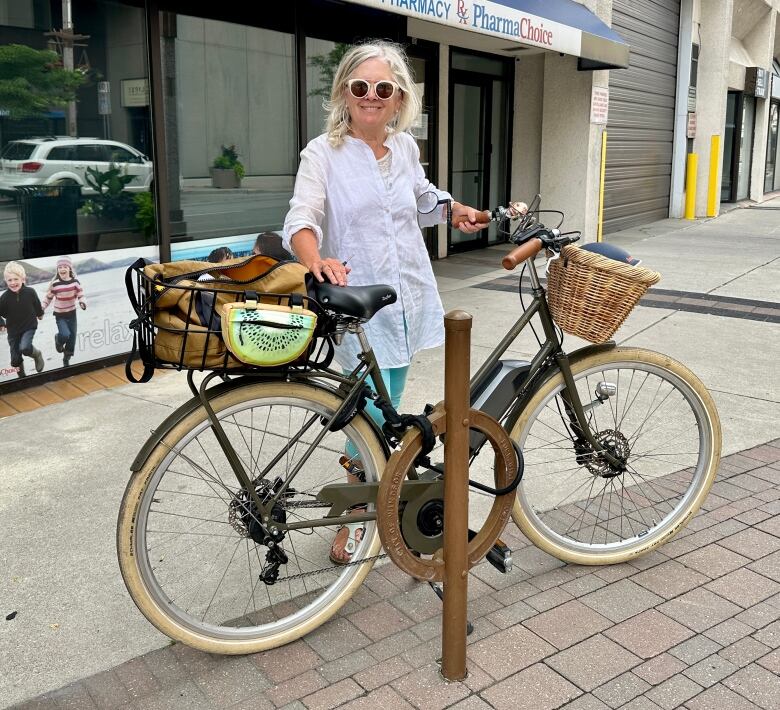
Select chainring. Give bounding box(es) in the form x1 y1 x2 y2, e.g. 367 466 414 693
377 405 517 583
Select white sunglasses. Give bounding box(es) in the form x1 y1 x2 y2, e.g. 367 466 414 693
346 79 400 100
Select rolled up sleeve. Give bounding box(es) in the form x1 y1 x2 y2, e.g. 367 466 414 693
282 143 327 253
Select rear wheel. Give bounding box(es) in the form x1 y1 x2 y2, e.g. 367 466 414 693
117 382 386 654
510 348 721 565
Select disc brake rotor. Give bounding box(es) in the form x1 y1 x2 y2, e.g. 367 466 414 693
585 429 631 478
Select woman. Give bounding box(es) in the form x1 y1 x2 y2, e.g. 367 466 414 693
282 41 488 563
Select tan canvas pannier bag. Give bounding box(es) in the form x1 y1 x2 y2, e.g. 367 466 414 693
143 254 308 369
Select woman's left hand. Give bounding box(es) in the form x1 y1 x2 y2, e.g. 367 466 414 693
451 202 489 234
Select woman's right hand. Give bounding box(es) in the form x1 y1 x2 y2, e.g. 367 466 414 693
308 257 351 286
291 229 350 286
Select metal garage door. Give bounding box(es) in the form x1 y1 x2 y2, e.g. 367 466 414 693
603 0 680 233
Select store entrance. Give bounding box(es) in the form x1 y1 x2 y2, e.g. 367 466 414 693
721 91 755 202
765 101 779 193
448 51 512 255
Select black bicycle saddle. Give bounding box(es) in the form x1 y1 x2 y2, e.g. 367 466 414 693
307 276 397 320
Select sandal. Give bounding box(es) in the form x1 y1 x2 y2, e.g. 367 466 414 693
329 456 367 564
329 521 366 565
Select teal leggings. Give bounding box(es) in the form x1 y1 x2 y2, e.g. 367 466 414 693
345 365 410 459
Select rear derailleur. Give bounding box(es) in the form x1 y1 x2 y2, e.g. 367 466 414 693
228 477 289 585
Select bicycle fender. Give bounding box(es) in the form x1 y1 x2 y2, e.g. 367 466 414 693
562 341 616 367
129 375 390 472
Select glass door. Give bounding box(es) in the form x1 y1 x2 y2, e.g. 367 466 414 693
449 70 492 252
765 101 779 193
721 92 738 202
736 96 755 200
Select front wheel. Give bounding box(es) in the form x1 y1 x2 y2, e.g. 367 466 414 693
510 348 721 565
117 382 387 654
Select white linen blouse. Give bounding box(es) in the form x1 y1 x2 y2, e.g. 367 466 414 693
282 131 451 369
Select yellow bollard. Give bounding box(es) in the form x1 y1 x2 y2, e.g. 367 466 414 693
685 153 698 220
707 136 720 217
597 130 607 242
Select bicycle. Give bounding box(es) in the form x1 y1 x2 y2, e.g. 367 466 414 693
117 196 721 655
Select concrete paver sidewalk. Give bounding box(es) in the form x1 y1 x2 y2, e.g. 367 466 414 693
1 203 779 708
10 439 780 710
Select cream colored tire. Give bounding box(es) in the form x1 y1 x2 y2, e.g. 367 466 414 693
510 348 721 565
117 382 386 654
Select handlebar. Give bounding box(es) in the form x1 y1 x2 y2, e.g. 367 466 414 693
446 196 580 268
502 238 542 270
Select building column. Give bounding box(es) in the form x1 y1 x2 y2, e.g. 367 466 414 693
512 53 544 203
539 55 607 242
669 0 695 218
437 43 449 259
539 0 610 242
746 8 777 202
692 0 733 216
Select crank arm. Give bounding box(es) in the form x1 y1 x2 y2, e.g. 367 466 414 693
317 479 443 517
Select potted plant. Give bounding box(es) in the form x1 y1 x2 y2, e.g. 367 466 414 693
77 165 138 249
210 144 245 189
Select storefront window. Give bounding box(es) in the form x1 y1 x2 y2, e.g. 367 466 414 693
766 102 779 193
164 15 297 259
306 37 341 143
0 0 155 384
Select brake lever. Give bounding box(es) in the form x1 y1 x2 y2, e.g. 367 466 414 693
513 223 546 244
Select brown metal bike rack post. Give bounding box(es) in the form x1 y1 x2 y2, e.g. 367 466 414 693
441 310 472 681
376 316 516 682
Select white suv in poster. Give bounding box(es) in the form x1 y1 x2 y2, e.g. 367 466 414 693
0 137 153 194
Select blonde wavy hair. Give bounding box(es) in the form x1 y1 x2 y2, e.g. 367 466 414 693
325 41 422 147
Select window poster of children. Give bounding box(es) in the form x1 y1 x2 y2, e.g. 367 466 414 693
0 245 158 383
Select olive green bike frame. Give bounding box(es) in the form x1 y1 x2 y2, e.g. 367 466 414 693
188 256 621 534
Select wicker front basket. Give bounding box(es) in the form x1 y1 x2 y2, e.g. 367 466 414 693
546 245 661 343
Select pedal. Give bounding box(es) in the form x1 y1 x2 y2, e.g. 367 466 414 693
486 539 513 574
468 529 513 574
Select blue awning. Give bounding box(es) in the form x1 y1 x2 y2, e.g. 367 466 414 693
348 0 629 68
492 0 628 67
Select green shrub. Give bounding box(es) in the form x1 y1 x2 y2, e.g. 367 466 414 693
81 165 135 219
212 144 245 179
133 191 156 238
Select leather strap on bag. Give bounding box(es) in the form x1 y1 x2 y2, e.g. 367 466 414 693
125 258 155 383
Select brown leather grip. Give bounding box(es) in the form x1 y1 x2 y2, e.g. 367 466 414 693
452 209 492 228
502 238 542 270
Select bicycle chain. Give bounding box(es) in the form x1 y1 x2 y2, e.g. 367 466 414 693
235 500 387 584
274 552 388 582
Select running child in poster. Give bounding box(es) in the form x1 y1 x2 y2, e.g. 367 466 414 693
42 255 87 368
0 261 45 378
